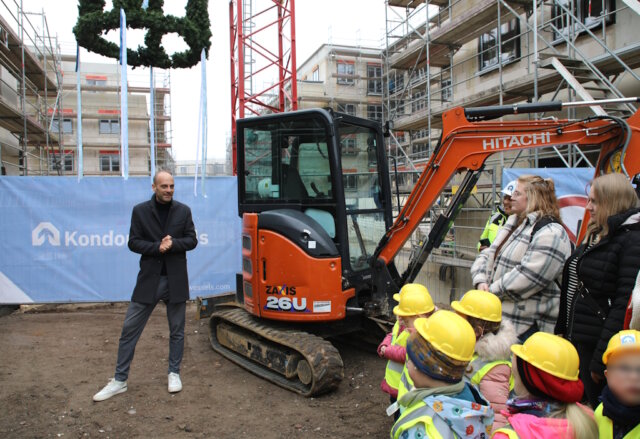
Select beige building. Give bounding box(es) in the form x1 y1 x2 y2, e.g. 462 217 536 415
296 44 383 121
55 57 173 176
384 0 640 302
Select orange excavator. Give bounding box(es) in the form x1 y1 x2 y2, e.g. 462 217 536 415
201 98 640 396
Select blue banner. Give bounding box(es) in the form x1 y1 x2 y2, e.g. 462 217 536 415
502 168 594 242
0 177 241 304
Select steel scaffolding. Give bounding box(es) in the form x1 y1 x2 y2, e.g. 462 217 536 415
383 0 640 301
0 0 63 176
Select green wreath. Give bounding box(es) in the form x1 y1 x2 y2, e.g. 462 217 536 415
73 0 211 69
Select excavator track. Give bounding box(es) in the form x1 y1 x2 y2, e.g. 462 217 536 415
209 307 344 396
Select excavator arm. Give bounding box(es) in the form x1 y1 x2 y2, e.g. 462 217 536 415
374 100 640 289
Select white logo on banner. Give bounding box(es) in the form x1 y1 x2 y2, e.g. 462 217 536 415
31 222 128 247
31 222 209 248
32 222 61 246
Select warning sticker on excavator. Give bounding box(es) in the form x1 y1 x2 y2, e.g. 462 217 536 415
313 301 331 313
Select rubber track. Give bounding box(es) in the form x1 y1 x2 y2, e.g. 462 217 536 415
209 307 344 396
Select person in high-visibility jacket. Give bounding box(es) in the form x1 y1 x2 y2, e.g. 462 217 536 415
378 283 435 418
594 329 640 439
451 290 517 429
477 180 516 251
390 310 494 439
492 332 597 439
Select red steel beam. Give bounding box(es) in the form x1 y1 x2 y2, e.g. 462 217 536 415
229 0 298 175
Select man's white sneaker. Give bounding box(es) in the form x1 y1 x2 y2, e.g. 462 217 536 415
93 378 127 402
168 372 182 393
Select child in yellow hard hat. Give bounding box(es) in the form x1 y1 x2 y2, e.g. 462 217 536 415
492 332 597 439
594 329 640 439
451 289 518 429
378 283 435 418
390 310 494 439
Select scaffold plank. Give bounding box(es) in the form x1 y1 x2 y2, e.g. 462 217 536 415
389 0 526 69
0 14 57 92
0 95 58 145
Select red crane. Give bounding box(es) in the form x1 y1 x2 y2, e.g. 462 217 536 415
229 0 298 175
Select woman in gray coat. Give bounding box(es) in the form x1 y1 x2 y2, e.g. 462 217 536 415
471 175 572 339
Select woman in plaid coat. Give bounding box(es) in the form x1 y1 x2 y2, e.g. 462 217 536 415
471 175 572 340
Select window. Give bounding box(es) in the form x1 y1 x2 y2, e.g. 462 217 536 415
389 72 404 94
99 119 120 134
49 153 73 172
51 118 73 134
412 91 426 112
440 78 452 102
100 154 120 172
344 174 358 191
341 137 358 156
312 66 320 81
242 115 332 202
551 0 615 41
337 103 356 116
86 77 107 93
86 79 107 87
367 64 382 95
410 67 426 84
338 121 387 271
478 19 521 72
412 129 429 141
337 62 355 85
367 105 383 122
412 143 429 160
391 99 405 116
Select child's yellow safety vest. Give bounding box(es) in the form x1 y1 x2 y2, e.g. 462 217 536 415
384 321 410 391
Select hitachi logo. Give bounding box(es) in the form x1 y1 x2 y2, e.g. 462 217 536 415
482 132 551 150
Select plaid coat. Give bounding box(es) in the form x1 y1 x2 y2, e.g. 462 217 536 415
471 212 572 335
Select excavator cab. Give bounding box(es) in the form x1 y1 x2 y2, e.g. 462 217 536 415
236 109 394 322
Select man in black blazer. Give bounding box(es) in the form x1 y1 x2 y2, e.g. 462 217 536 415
94 170 197 401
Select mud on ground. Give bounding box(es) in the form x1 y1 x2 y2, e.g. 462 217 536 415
0 303 393 438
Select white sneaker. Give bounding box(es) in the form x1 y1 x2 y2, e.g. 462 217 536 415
168 372 182 393
93 378 127 402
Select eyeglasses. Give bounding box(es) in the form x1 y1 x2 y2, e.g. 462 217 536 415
608 365 640 377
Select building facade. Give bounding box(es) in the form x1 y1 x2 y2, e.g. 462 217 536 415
296 44 384 122
49 57 173 176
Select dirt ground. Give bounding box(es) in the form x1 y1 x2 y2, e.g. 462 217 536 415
0 303 394 438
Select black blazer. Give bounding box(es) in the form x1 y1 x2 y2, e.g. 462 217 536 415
128 196 198 303
555 208 640 375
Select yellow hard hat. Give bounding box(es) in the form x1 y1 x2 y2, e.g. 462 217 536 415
511 332 580 381
414 310 475 362
602 330 640 365
451 290 502 323
393 283 435 316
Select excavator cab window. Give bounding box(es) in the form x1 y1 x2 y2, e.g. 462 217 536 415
338 121 388 271
241 115 333 203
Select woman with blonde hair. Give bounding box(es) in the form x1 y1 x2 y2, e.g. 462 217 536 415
555 172 640 407
471 175 572 340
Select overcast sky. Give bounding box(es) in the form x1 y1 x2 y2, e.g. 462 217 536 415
24 0 386 161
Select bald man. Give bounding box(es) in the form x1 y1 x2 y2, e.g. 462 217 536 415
94 170 198 401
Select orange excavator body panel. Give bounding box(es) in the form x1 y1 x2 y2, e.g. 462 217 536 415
241 213 354 322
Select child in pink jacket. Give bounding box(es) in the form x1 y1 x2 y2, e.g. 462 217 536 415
451 290 518 429
378 283 435 414
492 332 597 439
